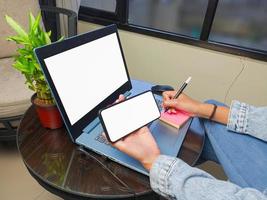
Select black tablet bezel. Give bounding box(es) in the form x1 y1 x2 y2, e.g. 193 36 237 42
99 90 161 143
34 24 132 142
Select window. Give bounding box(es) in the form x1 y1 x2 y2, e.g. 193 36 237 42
80 0 116 13
210 0 267 52
79 0 267 61
80 0 128 23
129 0 208 39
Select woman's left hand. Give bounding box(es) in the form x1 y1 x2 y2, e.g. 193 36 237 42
112 126 160 171
106 94 161 171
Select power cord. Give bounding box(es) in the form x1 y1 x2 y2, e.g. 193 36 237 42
78 147 137 199
223 57 246 103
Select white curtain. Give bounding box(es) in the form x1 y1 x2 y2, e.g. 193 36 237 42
56 0 81 37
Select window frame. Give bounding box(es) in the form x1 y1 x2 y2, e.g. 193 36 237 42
79 0 128 23
78 0 267 62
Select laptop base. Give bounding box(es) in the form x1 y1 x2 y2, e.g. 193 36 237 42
76 117 191 176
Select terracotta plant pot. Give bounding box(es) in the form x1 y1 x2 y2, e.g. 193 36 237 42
31 94 63 129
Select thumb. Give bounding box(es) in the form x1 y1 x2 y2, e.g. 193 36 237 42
112 139 126 151
115 94 125 103
119 94 125 101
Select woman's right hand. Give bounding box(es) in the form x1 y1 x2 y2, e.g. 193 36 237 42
162 91 229 124
162 91 202 117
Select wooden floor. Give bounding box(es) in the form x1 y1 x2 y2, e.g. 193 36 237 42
0 141 62 200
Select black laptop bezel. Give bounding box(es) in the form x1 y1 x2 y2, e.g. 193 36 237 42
34 24 132 142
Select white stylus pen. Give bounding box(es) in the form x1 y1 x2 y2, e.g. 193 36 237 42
164 76 192 113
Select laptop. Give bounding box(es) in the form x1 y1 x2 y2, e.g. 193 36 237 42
34 24 191 175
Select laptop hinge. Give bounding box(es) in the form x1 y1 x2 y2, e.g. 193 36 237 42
124 90 131 98
83 117 100 134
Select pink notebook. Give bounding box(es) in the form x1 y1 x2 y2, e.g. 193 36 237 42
160 110 190 129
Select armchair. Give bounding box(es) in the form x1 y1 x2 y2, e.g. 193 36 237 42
0 0 77 141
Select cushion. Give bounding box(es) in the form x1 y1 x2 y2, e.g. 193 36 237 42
0 0 40 58
0 57 33 118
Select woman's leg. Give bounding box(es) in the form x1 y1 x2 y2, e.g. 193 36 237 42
198 100 228 164
198 135 219 164
202 100 267 192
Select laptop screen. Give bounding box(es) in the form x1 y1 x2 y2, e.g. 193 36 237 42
43 33 128 125
34 25 132 141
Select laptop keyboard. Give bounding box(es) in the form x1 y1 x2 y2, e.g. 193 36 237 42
95 96 162 145
95 134 110 145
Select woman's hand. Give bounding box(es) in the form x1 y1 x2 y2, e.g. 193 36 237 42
162 91 202 117
106 94 160 171
162 91 229 124
112 126 160 171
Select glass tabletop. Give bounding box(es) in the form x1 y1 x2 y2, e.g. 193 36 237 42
17 80 204 199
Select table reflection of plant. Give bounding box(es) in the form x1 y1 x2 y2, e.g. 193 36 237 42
42 153 68 186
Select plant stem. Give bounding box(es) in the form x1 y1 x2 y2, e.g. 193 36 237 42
37 91 54 104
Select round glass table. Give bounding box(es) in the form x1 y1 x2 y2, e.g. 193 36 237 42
17 80 204 200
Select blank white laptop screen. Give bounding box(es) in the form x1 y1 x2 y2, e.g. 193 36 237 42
44 33 128 125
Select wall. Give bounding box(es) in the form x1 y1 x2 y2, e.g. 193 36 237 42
78 21 267 106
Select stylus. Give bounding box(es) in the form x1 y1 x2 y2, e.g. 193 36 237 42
164 76 191 113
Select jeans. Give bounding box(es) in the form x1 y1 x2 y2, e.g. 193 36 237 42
196 100 267 193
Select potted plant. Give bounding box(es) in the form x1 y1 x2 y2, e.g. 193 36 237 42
5 13 63 129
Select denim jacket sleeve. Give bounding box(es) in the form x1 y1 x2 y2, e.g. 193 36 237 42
227 100 267 142
150 155 267 200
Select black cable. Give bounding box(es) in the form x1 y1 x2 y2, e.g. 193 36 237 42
78 147 137 199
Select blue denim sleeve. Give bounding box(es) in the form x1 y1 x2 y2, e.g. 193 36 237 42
227 100 267 142
150 155 267 200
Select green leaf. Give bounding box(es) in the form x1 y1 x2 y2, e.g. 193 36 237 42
31 12 41 35
6 36 30 45
30 36 40 47
34 62 41 70
39 74 46 81
47 31 51 37
29 12 35 32
26 82 35 91
57 36 64 42
17 48 31 56
13 56 34 74
13 61 30 73
40 31 46 44
44 32 51 44
28 61 36 74
24 73 36 92
25 54 33 59
5 15 28 38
